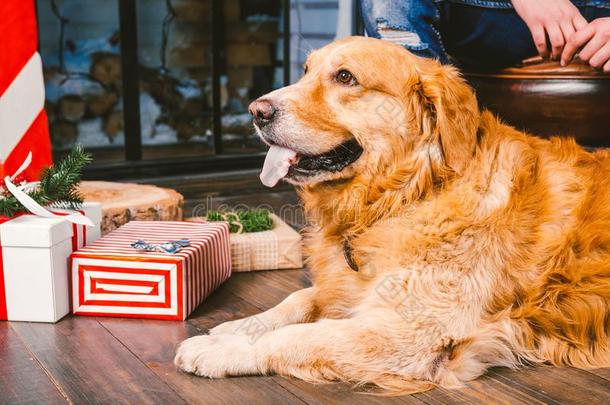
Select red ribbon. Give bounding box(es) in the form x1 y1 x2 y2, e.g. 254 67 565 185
53 210 87 251
0 215 14 320
0 211 86 321
0 238 5 320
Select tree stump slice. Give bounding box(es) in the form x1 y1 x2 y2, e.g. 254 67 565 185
78 181 184 234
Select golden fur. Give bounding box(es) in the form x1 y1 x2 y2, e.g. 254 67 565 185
175 36 610 395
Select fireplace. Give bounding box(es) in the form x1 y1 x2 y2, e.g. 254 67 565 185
36 0 290 178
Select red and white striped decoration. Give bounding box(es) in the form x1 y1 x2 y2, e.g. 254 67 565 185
0 1 52 181
70 221 232 320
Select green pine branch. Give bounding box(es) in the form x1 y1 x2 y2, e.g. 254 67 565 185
207 208 273 233
0 146 92 218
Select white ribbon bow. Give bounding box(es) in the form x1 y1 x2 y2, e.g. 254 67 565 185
2 152 94 226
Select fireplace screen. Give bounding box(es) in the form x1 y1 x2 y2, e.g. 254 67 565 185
36 0 289 172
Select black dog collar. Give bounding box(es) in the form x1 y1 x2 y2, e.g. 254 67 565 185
342 237 359 272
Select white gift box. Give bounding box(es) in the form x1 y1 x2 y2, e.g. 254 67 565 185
0 203 102 322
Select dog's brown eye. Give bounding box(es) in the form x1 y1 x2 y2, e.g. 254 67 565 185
303 64 308 74
336 69 356 85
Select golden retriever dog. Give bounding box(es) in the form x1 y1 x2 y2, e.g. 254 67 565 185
175 36 610 394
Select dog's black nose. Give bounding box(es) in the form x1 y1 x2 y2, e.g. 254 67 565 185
249 99 276 127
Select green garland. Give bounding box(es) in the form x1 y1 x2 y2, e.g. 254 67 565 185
207 208 273 233
0 146 92 218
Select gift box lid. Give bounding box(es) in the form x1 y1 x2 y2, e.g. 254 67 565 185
72 220 231 260
0 216 73 248
52 202 103 226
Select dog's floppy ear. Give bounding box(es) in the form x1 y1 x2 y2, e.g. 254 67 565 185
416 62 480 175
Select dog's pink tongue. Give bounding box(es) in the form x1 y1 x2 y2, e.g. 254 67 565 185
260 145 297 187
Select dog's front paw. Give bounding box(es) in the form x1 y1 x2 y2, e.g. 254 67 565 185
174 334 259 378
209 319 242 335
209 316 271 342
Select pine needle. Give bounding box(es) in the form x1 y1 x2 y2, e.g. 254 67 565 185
206 208 273 233
0 146 92 217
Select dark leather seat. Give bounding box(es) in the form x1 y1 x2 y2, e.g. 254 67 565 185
465 57 610 147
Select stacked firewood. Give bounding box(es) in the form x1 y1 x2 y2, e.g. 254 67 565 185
47 52 124 147
46 0 280 149
170 0 279 115
47 51 212 146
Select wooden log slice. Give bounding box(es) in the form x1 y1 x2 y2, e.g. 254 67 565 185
78 181 184 234
87 91 119 116
90 52 122 88
50 119 78 149
58 94 86 122
103 111 123 142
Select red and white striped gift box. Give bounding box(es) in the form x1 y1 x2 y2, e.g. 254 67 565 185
70 221 232 320
0 1 52 181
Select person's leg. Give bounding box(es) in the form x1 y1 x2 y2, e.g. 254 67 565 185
359 0 450 63
439 1 610 70
439 3 538 70
581 3 610 21
360 1 609 70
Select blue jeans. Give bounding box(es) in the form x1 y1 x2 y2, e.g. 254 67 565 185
360 0 610 69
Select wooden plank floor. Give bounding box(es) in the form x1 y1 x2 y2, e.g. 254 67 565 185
2 269 610 404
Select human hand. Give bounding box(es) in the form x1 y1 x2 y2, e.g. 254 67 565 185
561 17 610 72
512 0 588 60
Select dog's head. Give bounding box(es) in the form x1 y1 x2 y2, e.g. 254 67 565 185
252 36 480 188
